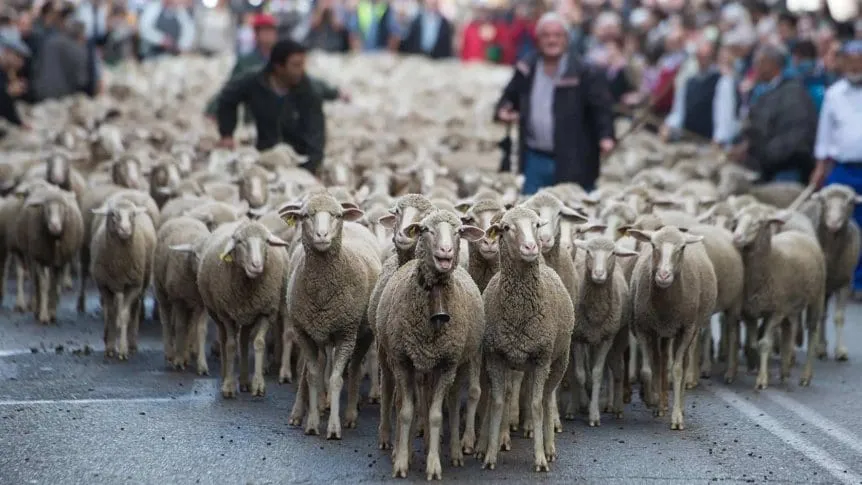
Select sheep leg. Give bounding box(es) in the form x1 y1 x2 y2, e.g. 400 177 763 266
816 293 830 360
656 337 668 416
725 317 740 384
294 333 322 434
129 295 143 353
326 338 355 439
670 327 695 431
318 349 329 412
637 332 655 407
684 327 701 389
13 256 29 312
251 318 270 397
779 317 796 383
173 304 191 370
508 370 523 430
800 299 824 387
324 345 333 409
289 356 309 426
572 343 588 419
564 341 580 421
475 367 491 459
278 318 296 383
100 287 117 358
114 292 132 361
609 349 625 418
551 388 562 433
426 367 457 480
48 266 61 323
36 265 51 324
269 316 283 375
155 291 174 367
589 340 613 427
756 314 783 390
833 286 850 361
518 370 532 437
378 346 395 450
627 331 639 385
61 263 74 291
192 309 209 376
215 319 228 379
544 353 568 464
345 329 374 429
0 248 7 306
391 364 415 478
718 313 730 363
221 322 239 398
76 248 89 313
499 372 516 448
447 371 465 466
368 341 381 404
461 354 481 455
238 325 252 392
27 262 39 320
530 363 552 472
480 356 506 471
700 318 713 379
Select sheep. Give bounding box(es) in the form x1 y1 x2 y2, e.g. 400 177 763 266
807 185 861 361
202 181 240 203
459 198 505 292
18 187 85 324
731 204 826 388
90 199 157 360
627 226 717 430
3 179 54 312
716 164 805 208
279 192 382 439
148 158 183 208
154 216 211 374
571 235 637 426
111 155 146 190
185 200 249 231
477 206 574 472
196 220 289 397
521 190 587 429
376 209 485 479
236 164 274 211
158 195 211 227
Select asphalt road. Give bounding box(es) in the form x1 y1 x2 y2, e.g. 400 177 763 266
1 285 862 485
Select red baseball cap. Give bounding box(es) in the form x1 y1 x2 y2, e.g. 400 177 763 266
251 14 276 30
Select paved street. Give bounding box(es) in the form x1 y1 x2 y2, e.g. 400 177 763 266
1 286 862 485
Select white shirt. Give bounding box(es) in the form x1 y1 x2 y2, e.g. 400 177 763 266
665 69 739 144
137 2 196 53
814 79 862 162
75 2 109 40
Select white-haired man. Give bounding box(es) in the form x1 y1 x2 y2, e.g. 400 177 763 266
494 12 614 195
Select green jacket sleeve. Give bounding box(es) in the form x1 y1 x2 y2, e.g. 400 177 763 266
205 59 249 116
309 76 340 102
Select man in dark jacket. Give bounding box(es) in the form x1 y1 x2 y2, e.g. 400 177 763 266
494 12 615 194
731 43 818 183
0 29 30 134
216 39 325 175
400 0 453 59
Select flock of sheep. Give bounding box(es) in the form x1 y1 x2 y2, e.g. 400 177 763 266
0 54 859 480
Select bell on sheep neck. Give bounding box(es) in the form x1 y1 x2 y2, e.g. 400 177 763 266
428 285 450 326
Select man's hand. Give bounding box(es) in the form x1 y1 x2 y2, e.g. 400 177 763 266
810 159 834 189
496 104 519 123
728 140 749 163
659 124 672 142
161 37 176 51
216 137 235 149
338 90 351 103
7 79 27 97
599 138 615 155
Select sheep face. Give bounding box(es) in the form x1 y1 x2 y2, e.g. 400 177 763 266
599 201 637 241
628 226 704 289
46 154 70 188
112 157 143 190
816 185 862 233
26 190 75 237
575 236 639 284
406 211 484 273
523 192 588 254
280 194 364 253
220 222 289 279
150 162 181 196
486 207 544 263
731 205 785 249
460 203 504 260
377 194 434 252
717 165 759 198
93 201 147 240
323 162 355 188
241 172 269 208
697 202 735 231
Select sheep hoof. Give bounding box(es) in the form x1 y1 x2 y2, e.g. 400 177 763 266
589 419 600 427
426 455 442 480
481 459 496 470
545 446 556 462
379 441 392 450
392 460 409 478
105 349 116 358
221 381 237 398
614 411 623 419
700 370 711 379
500 435 511 451
251 376 266 397
671 421 685 431
475 451 485 460
554 423 563 433
799 376 811 387
451 455 464 467
523 429 533 439
278 374 293 384
534 456 550 472
239 383 251 393
117 352 128 361
344 414 358 429
653 409 665 418
13 303 28 313
461 445 474 456
304 425 319 436
288 416 303 426
197 366 209 376
724 374 736 384
509 423 519 431
835 348 849 362
368 394 381 404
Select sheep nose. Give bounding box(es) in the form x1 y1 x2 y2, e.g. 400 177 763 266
315 229 327 239
522 242 538 253
592 270 607 282
656 269 672 281
438 244 453 256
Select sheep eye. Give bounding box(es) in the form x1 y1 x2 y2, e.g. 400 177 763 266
503 224 511 231
420 226 429 234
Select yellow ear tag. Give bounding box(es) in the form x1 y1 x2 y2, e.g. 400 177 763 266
220 252 233 263
282 216 296 227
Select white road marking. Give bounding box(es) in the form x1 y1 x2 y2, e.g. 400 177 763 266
766 392 862 456
710 387 862 485
0 396 195 406
0 344 165 358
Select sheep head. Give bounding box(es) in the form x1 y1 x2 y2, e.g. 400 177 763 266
459 198 506 261
627 226 704 289
26 188 76 237
485 206 544 263
730 204 786 249
377 194 434 252
111 156 143 190
219 221 289 279
279 193 363 253
574 235 638 285
405 209 484 274
813 184 862 233
522 190 588 254
92 200 147 241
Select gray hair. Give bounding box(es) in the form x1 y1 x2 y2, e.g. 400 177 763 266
754 42 788 66
536 12 569 36
594 11 622 30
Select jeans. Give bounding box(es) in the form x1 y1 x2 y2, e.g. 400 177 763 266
522 149 556 195
825 163 862 291
772 169 802 182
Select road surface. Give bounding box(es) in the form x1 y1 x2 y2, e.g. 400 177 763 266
1 287 861 484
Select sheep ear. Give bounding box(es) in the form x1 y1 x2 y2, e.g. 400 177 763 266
219 239 236 263
580 196 600 206
266 233 290 247
170 244 195 253
626 229 654 243
459 225 485 242
378 214 397 229
454 199 474 213
485 223 502 241
280 210 303 227
537 218 549 227
560 205 588 223
91 206 109 215
25 196 46 208
683 234 704 245
248 205 269 218
342 208 364 222
649 197 677 208
341 202 360 210
699 196 718 206
616 224 632 237
579 222 607 234
404 223 422 239
503 202 515 210
697 206 716 222
614 247 640 257
277 201 303 216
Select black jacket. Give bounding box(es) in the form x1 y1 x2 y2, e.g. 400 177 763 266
743 77 818 182
494 54 615 189
0 71 23 131
216 68 325 174
400 13 453 59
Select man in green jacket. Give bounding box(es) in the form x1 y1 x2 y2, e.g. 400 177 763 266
205 14 348 119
